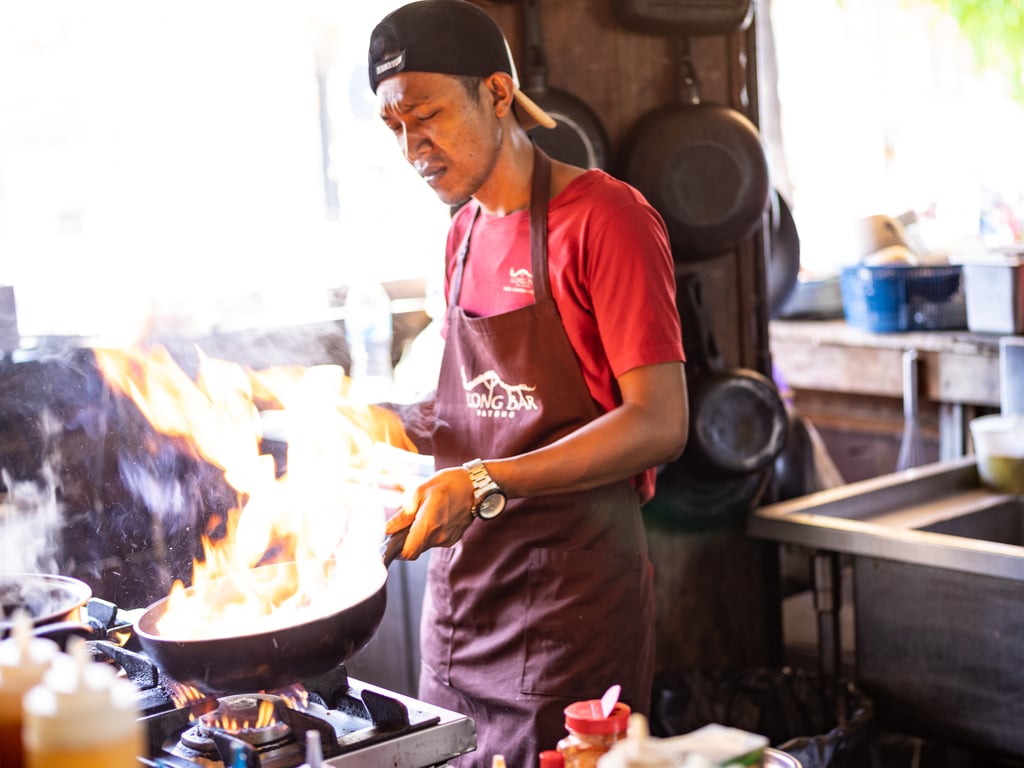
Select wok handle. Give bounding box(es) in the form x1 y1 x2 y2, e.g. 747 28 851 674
381 527 411 567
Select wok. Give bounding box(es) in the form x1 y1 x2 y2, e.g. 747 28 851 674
134 531 408 695
521 0 609 169
0 573 92 639
677 273 787 477
618 38 769 259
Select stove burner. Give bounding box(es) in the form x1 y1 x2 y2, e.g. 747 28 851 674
78 600 475 767
179 694 292 753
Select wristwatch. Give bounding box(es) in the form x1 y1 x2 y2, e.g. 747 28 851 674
462 458 507 520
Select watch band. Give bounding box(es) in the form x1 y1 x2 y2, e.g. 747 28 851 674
462 458 506 519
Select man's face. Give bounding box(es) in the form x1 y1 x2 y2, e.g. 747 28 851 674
377 71 502 206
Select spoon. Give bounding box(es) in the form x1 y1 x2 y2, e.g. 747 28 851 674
600 683 622 718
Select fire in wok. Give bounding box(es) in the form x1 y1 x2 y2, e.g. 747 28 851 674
94 346 418 691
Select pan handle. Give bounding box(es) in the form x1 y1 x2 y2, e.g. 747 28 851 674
674 37 701 105
522 0 549 91
381 526 411 567
680 273 725 372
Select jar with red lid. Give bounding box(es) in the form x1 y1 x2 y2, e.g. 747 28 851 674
555 699 630 768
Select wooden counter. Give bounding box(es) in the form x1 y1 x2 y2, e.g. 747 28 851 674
770 319 1003 471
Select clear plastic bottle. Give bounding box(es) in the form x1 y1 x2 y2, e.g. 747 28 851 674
343 279 393 400
21 637 144 768
556 699 631 768
0 612 61 768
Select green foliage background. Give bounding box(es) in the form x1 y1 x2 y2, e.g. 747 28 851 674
914 0 1024 102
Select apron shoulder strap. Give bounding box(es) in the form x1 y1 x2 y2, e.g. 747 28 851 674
530 148 552 303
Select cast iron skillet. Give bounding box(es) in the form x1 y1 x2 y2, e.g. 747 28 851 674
677 273 787 477
134 531 408 695
521 0 610 169
618 38 769 259
0 573 92 639
612 0 753 35
767 188 801 317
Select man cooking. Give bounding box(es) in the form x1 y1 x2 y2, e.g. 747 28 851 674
367 1 688 765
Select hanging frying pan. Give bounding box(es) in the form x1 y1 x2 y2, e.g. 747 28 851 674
767 188 801 317
521 0 610 169
677 273 787 476
644 460 771 532
612 0 753 36
618 38 769 259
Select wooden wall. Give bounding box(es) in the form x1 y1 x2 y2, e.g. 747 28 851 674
478 1 781 675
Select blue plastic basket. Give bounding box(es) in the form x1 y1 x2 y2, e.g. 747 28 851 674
840 264 967 333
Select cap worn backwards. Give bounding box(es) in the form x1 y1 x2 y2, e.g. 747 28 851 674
367 0 556 130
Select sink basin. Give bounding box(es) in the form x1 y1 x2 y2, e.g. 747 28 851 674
749 455 1024 581
749 456 1024 758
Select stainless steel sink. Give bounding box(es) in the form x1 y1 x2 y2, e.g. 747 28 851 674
749 456 1024 580
749 457 1024 759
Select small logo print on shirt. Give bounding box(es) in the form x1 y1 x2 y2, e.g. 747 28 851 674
461 366 539 419
504 267 532 295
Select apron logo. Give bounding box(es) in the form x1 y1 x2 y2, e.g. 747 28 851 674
461 367 539 419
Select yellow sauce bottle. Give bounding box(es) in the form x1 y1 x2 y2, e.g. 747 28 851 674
21 636 144 768
0 612 61 768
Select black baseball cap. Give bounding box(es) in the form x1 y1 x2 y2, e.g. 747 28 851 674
368 0 556 130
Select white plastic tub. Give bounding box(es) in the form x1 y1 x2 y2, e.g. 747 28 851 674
963 258 1024 334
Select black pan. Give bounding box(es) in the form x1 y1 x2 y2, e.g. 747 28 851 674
678 273 787 476
618 38 769 259
134 531 408 694
767 189 801 317
612 0 753 35
645 460 770 532
0 573 92 638
522 0 610 169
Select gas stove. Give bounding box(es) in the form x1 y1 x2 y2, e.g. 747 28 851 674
75 598 476 768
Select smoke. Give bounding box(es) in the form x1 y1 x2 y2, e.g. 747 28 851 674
0 465 61 575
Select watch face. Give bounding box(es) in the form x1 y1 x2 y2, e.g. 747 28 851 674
476 491 506 520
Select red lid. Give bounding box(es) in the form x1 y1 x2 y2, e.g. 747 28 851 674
539 750 565 768
563 700 631 735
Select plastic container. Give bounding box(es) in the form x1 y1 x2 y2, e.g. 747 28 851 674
962 260 1024 334
839 264 966 333
0 613 61 768
557 699 631 768
344 279 394 400
969 414 1024 494
21 637 144 768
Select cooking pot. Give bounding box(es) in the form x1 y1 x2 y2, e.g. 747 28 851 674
678 273 787 476
0 573 92 639
134 530 408 694
521 0 610 169
618 38 769 260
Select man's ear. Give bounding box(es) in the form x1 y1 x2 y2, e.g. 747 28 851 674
484 72 516 118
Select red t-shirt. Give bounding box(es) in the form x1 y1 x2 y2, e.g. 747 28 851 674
443 169 685 503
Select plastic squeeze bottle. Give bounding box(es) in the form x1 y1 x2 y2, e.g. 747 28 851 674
0 611 61 768
21 636 144 768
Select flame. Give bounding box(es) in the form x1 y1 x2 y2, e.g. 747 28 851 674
210 699 277 732
167 681 214 715
94 344 420 640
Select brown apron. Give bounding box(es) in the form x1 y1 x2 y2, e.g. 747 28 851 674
420 148 656 768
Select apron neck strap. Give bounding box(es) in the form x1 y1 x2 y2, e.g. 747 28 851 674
450 145 552 305
529 147 552 302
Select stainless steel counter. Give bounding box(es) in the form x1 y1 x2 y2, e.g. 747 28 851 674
749 456 1024 580
748 459 1024 759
